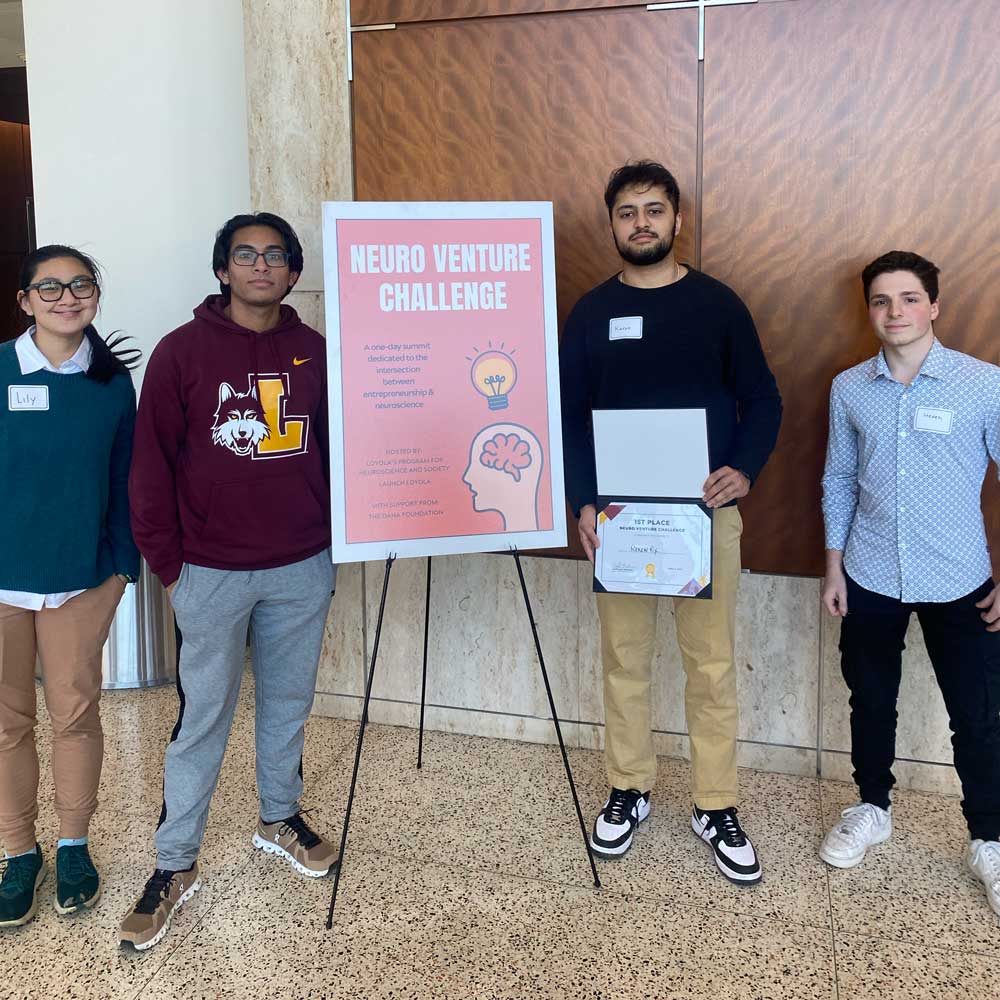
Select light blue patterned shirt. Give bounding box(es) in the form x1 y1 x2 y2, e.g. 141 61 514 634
822 338 1000 603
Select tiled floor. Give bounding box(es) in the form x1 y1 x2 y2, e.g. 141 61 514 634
2 676 998 1000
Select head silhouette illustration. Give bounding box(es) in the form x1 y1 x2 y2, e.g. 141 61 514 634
462 423 544 532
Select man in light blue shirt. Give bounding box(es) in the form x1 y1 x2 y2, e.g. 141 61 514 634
819 250 1000 920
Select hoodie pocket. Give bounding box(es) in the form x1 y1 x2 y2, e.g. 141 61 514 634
199 475 327 563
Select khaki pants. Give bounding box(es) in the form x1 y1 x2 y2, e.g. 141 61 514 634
596 506 741 810
0 576 124 855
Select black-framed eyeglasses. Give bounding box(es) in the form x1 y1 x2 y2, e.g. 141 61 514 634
231 249 292 268
24 277 98 302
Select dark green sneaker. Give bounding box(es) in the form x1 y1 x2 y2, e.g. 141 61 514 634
0 846 47 928
55 843 101 915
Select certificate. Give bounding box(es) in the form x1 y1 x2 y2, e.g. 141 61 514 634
594 500 713 598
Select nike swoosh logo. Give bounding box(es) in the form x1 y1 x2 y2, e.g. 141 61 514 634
293 357 311 366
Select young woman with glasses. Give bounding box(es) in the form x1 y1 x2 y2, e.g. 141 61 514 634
0 245 140 928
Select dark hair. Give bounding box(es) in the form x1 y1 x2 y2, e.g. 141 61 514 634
212 212 304 301
861 250 941 304
18 245 141 385
604 161 681 217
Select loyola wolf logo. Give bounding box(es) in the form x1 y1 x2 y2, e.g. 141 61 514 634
211 380 271 456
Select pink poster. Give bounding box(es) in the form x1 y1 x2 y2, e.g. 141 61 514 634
323 203 566 562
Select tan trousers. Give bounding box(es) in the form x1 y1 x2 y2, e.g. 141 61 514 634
596 506 742 810
0 576 124 855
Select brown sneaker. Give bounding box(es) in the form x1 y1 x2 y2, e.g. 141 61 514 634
118 864 200 951
252 812 338 878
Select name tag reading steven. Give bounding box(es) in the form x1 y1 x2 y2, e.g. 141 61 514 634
8 386 49 411
913 406 953 434
609 316 643 341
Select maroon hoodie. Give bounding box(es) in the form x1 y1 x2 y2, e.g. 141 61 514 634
129 296 331 586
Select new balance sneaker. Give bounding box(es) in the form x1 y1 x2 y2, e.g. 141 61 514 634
54 843 101 915
589 788 651 859
0 847 46 928
691 806 762 885
119 864 200 952
967 839 1000 918
252 812 338 878
819 802 892 869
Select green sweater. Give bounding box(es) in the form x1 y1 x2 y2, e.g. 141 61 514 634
0 341 140 592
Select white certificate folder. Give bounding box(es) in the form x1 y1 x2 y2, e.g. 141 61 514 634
592 409 713 599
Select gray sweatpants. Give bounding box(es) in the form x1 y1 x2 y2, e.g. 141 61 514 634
155 549 335 870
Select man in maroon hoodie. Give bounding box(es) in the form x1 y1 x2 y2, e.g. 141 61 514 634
120 213 337 952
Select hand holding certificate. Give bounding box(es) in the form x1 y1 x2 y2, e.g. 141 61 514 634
591 409 714 599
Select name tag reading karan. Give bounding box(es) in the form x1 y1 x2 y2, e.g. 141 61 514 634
913 406 953 434
609 316 643 341
8 386 49 411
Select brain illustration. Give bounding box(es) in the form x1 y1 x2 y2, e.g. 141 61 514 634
479 432 533 482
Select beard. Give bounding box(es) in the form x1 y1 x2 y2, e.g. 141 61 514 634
616 230 675 267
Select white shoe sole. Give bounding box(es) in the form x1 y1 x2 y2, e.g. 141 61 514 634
819 828 892 870
0 861 46 928
122 880 201 952
54 883 102 915
252 832 332 878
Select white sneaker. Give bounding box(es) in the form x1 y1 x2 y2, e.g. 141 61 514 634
819 802 892 869
589 788 651 859
967 840 1000 918
691 806 762 886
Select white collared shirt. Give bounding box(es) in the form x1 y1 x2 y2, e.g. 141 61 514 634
14 326 93 376
0 328 94 611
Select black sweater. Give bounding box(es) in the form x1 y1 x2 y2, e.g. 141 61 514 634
559 268 782 515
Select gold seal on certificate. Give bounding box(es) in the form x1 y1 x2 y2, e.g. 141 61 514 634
594 501 713 598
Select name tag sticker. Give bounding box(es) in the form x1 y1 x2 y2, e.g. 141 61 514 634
913 406 953 434
609 316 643 341
7 386 49 411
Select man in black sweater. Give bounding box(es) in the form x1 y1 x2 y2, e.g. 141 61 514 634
560 161 781 884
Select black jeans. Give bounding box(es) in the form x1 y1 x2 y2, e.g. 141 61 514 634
839 574 1000 841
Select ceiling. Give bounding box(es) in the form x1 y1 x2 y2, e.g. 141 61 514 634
0 1 24 69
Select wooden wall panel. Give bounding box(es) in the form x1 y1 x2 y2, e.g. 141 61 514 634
352 1 643 27
0 68 29 126
702 0 1000 576
0 122 30 343
353 7 699 557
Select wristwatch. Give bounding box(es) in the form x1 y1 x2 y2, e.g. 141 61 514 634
117 572 137 584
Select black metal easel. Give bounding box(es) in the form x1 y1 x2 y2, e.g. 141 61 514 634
326 550 600 931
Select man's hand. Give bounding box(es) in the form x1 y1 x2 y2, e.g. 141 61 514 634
578 504 599 564
702 466 750 508
975 585 1000 632
822 550 848 617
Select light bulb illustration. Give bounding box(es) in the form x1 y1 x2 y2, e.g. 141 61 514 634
468 343 518 411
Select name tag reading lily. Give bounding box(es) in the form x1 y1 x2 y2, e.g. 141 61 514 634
8 386 50 411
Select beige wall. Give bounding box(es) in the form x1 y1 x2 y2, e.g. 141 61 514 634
244 1 961 797
242 0 353 328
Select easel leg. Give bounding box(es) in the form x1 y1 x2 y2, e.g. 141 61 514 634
326 554 396 930
511 549 601 889
417 556 432 769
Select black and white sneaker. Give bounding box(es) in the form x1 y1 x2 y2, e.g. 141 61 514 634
590 788 651 859
691 806 762 885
